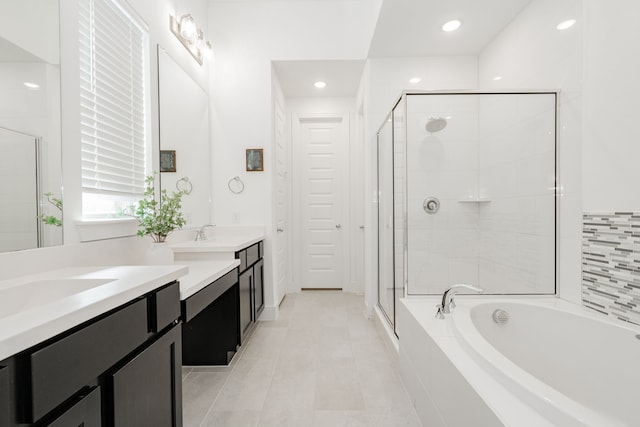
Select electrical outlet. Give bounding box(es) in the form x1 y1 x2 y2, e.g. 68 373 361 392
232 212 240 224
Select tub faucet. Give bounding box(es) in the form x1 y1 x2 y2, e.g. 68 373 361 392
195 224 216 241
435 284 484 319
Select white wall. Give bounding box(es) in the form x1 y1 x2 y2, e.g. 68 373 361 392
478 0 583 303
0 0 59 64
582 0 640 211
0 129 38 251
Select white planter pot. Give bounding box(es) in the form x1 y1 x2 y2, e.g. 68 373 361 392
144 242 174 265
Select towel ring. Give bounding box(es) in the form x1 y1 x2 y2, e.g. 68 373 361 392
176 176 193 194
228 176 245 194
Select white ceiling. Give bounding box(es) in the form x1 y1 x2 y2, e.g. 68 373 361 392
247 0 535 97
0 37 42 62
272 60 366 98
368 0 533 57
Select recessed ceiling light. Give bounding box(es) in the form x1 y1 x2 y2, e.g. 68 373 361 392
314 81 327 89
23 82 40 89
442 20 462 32
409 77 422 84
556 19 576 30
493 76 503 81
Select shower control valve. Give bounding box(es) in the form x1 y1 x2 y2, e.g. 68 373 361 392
423 197 440 214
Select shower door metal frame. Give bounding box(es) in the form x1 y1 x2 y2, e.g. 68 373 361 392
378 90 560 303
376 94 405 334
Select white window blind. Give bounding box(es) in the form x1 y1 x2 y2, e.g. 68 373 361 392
79 0 149 202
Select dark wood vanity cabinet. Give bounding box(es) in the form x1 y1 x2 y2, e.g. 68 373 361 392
181 270 239 365
110 323 181 426
0 365 10 427
0 281 182 427
237 241 264 344
238 267 253 344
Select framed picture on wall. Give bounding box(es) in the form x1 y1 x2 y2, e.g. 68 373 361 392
246 148 264 171
160 150 176 172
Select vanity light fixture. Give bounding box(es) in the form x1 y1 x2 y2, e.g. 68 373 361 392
23 82 40 89
314 81 327 89
409 77 422 84
170 13 212 65
442 20 462 32
493 76 503 81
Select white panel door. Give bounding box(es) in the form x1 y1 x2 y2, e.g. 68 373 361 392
295 115 348 289
274 92 290 303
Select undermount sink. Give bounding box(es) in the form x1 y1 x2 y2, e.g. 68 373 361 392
0 278 116 319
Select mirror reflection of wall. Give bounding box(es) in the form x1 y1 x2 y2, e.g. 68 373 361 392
0 128 38 251
158 47 211 227
0 0 62 252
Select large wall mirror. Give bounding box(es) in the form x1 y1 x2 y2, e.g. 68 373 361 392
0 0 62 252
158 47 211 227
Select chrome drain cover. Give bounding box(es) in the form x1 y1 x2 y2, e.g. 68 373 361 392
492 309 509 325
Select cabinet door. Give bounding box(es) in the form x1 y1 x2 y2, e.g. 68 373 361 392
48 386 101 427
253 259 264 319
111 324 182 427
239 268 253 344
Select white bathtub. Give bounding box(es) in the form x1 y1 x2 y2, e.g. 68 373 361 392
398 297 640 427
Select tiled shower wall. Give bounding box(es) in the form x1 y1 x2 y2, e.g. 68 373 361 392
582 213 640 325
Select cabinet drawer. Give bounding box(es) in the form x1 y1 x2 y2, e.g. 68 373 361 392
182 270 238 322
48 386 101 427
0 365 9 427
154 281 180 332
246 243 259 267
28 298 149 422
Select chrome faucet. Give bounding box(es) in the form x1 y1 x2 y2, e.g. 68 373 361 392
194 224 215 241
435 284 483 319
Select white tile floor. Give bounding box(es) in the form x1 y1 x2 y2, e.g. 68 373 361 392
181 290 422 427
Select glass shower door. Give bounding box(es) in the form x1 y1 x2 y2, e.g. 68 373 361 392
377 113 395 328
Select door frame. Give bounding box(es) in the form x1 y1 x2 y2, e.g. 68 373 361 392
291 112 351 292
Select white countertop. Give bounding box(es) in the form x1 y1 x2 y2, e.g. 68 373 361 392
0 265 187 361
176 259 240 300
171 232 264 253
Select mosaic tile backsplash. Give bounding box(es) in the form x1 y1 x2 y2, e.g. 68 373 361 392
582 213 640 325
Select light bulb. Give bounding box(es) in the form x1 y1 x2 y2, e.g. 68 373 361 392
179 14 198 45
442 20 462 32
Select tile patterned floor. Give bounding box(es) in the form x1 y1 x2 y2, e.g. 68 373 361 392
182 290 422 427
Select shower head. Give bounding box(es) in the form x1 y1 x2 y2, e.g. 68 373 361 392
425 117 447 133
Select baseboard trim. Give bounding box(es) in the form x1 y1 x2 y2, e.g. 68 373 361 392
301 288 342 291
258 305 278 321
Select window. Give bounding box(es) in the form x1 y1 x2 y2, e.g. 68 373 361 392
79 0 150 217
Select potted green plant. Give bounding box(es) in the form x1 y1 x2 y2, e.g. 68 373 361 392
131 173 188 265
133 173 187 243
38 192 63 227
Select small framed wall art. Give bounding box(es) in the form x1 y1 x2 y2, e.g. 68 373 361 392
160 150 177 172
246 148 264 171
